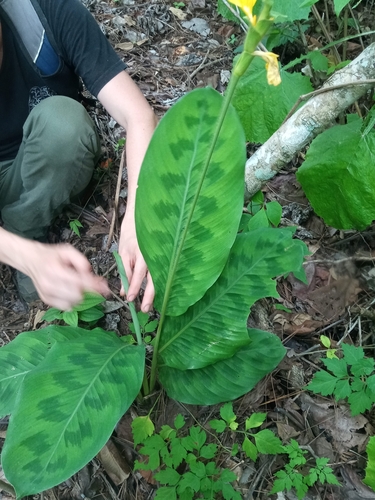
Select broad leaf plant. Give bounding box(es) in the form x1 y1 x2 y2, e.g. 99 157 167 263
0 1 307 497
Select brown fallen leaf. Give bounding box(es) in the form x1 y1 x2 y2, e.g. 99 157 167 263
341 465 375 499
169 6 188 20
273 312 323 335
115 42 134 51
300 394 373 454
97 440 131 486
276 422 300 441
307 278 361 321
33 309 46 329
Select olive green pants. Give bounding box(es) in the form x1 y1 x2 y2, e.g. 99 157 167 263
0 96 101 240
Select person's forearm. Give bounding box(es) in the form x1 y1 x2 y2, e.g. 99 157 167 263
97 71 158 217
123 112 157 220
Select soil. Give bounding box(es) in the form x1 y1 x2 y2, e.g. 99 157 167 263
1 0 375 499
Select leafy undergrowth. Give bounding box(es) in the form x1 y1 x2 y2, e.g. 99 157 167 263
1 0 375 498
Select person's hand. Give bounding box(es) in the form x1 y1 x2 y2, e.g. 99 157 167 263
23 242 109 310
119 215 154 312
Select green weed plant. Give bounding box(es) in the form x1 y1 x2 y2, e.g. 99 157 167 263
132 403 338 499
307 343 375 416
271 440 339 499
43 291 105 327
69 218 83 237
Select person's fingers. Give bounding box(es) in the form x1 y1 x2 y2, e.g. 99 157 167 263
127 258 148 302
58 244 92 272
58 244 110 297
140 273 155 313
24 243 109 310
34 273 84 310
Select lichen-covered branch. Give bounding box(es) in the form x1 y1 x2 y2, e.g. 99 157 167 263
245 43 375 197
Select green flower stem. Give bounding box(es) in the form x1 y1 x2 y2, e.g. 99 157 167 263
233 1 273 78
148 0 276 393
113 251 142 346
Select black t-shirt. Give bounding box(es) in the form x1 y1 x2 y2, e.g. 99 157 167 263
0 0 126 161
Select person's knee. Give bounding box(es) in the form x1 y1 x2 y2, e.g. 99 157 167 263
21 96 100 198
23 96 100 160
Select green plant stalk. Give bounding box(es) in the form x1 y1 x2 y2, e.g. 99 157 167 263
148 0 275 392
113 251 149 395
113 251 142 346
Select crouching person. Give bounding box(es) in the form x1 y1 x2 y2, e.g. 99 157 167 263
0 0 156 311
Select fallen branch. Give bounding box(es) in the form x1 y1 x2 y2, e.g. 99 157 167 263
244 42 375 197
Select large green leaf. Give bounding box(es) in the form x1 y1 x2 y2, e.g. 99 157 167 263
136 87 246 316
2 331 145 498
333 0 350 16
159 329 285 405
218 0 310 24
0 325 95 418
232 57 313 144
158 228 307 370
365 436 375 490
271 0 310 22
297 119 375 230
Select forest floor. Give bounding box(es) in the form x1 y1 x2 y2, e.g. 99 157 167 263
1 0 375 499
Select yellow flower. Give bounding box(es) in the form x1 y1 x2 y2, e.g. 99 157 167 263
229 0 257 25
253 51 281 86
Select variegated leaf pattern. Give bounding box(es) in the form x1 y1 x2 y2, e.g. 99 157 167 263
159 329 285 405
0 325 94 418
159 228 307 370
2 331 145 499
136 87 246 316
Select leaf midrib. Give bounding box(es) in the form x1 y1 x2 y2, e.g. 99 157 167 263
160 111 205 318
159 235 285 355
30 342 133 487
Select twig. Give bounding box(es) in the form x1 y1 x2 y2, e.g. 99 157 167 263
110 290 130 312
306 254 375 265
189 49 210 79
106 149 125 251
102 262 117 278
283 79 375 124
349 3 365 51
219 0 248 32
189 55 227 79
311 4 341 63
245 458 275 500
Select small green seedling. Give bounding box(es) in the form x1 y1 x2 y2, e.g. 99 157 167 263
271 440 339 499
307 343 375 415
69 219 83 237
227 34 238 45
43 291 105 327
115 137 126 151
129 311 159 343
173 1 185 8
240 191 283 232
320 334 338 359
210 404 284 460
